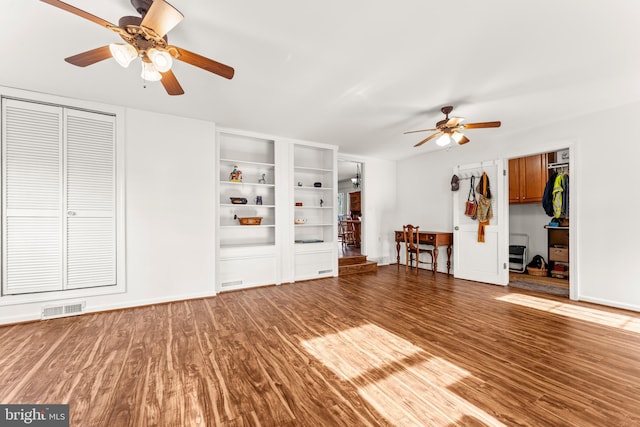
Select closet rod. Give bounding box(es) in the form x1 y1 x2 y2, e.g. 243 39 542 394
548 162 569 170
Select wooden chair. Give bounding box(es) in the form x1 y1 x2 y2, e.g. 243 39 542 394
402 224 434 274
339 221 355 248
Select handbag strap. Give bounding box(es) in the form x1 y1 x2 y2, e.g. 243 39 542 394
467 176 476 202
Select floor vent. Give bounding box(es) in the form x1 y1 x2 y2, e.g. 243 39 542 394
318 269 333 275
221 280 243 288
41 301 85 320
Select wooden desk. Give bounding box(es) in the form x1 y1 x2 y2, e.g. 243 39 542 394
394 230 453 275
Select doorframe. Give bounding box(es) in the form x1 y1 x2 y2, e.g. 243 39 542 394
337 154 366 257
506 139 578 300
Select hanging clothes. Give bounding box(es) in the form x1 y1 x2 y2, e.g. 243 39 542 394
542 171 557 217
475 172 493 242
552 173 565 218
562 173 569 218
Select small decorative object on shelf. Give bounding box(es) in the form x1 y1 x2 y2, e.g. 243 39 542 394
229 165 243 182
230 197 248 204
234 214 262 225
314 182 322 187
256 196 263 205
297 181 303 187
258 173 266 184
295 218 307 224
295 202 303 206
320 199 324 207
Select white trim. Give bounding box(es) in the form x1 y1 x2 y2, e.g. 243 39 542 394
0 291 218 325
577 296 640 313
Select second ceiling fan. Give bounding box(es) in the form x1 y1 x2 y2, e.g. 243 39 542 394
405 106 501 147
41 0 235 95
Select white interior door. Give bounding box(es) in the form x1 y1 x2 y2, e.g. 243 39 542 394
453 160 508 285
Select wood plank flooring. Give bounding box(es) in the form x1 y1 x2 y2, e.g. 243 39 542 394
1 266 640 426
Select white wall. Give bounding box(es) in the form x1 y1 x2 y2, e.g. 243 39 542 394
509 203 550 264
395 101 640 311
123 109 216 302
0 108 217 324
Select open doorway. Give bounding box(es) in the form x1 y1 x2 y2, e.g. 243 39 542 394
508 148 571 297
337 160 362 258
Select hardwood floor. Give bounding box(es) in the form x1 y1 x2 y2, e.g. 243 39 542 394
1 266 640 426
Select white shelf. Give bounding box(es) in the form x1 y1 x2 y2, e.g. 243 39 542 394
294 186 333 190
294 166 333 173
221 158 275 168
294 206 332 209
221 181 275 188
221 204 275 208
221 224 276 229
294 223 334 227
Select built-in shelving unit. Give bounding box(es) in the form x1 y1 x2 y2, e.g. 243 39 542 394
292 144 337 280
218 134 276 247
217 131 278 291
216 130 338 290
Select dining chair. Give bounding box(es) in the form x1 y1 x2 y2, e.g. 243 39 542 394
402 224 433 274
339 221 355 248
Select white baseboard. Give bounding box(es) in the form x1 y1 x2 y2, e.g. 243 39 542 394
578 295 640 313
0 291 218 326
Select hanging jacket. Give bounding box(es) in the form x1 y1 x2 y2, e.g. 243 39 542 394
542 171 557 217
562 174 569 218
476 172 492 242
552 173 565 218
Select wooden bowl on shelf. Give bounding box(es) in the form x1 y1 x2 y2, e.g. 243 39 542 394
234 215 262 225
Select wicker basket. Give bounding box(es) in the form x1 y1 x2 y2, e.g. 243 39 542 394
527 266 548 276
234 215 262 225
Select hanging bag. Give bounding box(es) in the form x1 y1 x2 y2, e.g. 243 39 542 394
464 176 478 219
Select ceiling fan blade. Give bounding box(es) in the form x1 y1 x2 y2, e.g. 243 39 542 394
403 128 437 135
64 46 112 67
160 70 185 96
40 0 116 28
414 132 443 147
463 121 501 129
141 0 184 37
453 132 470 145
172 47 235 79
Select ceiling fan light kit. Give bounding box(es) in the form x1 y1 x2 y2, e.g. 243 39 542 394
141 61 162 81
41 0 235 95
109 43 137 67
147 48 172 72
405 106 501 148
436 134 452 147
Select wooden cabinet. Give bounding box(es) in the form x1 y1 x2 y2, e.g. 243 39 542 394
509 154 548 204
349 191 361 216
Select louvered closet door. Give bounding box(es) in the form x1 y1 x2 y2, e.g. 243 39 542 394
64 109 116 289
2 99 63 294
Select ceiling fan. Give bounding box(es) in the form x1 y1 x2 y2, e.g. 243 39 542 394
41 0 235 95
404 106 501 147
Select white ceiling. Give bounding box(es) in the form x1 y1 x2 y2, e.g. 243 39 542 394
3 1 640 160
